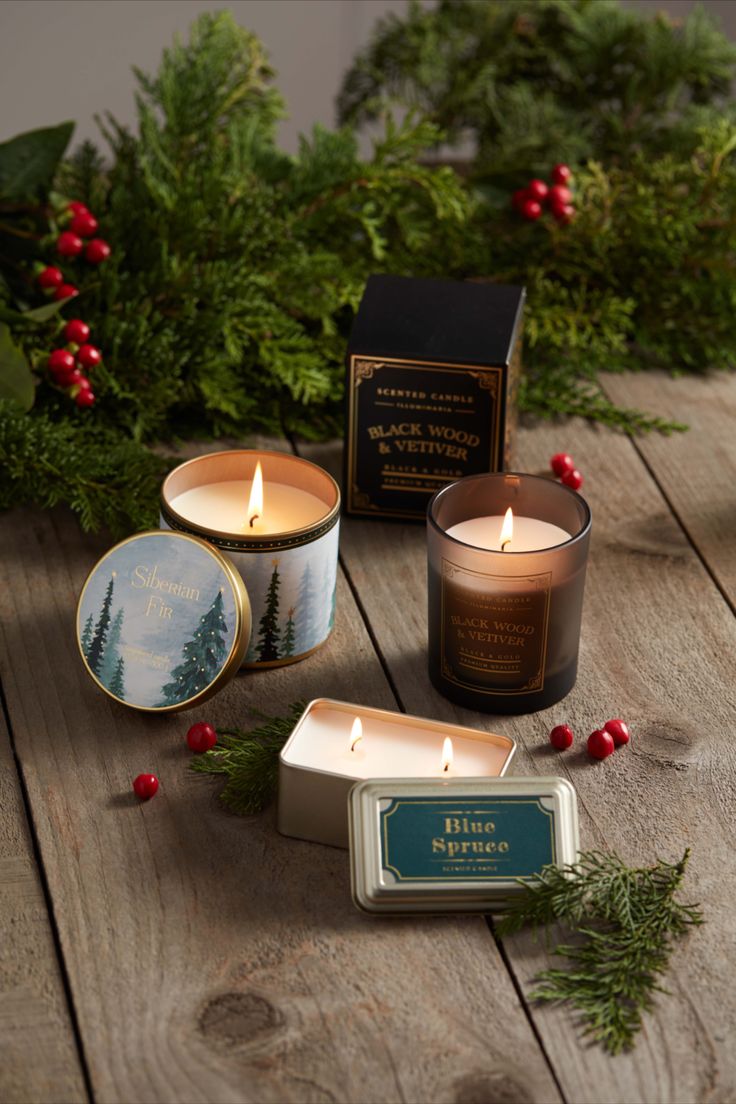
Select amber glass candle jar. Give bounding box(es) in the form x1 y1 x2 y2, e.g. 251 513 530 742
427 473 591 714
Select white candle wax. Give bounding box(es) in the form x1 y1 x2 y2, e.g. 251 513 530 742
446 514 571 552
282 705 511 779
170 480 327 536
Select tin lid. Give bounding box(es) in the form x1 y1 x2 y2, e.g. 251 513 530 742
76 530 251 712
349 776 579 914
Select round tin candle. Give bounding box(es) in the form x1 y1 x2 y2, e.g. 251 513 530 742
161 450 340 668
427 472 591 713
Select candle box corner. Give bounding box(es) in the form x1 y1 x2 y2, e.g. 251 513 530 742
344 274 525 521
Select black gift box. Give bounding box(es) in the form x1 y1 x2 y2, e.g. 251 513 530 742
344 274 525 520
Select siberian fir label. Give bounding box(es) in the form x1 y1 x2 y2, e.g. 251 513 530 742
441 560 551 695
346 356 505 518
380 796 556 881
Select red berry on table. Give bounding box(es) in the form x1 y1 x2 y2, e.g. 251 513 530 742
57 231 83 257
133 773 159 800
84 238 111 264
70 210 99 238
550 452 575 477
527 178 549 202
37 265 64 289
561 468 583 491
548 185 573 207
512 188 528 211
604 719 630 746
68 200 90 216
587 729 615 760
63 318 91 345
186 721 217 753
48 349 76 375
549 724 574 750
76 343 102 369
520 198 542 221
551 163 573 186
54 283 79 301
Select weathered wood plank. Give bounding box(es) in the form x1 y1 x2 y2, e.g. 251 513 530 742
0 488 561 1104
603 370 736 610
298 424 736 1104
0 702 87 1103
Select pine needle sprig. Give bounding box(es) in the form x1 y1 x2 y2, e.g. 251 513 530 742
190 700 306 815
496 849 703 1054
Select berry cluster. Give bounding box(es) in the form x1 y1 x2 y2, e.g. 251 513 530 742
47 318 101 407
36 200 111 408
512 163 575 224
549 719 630 761
131 722 218 801
550 451 583 491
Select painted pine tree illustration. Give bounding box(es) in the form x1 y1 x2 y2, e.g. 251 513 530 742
283 607 296 657
80 614 94 658
257 561 281 662
87 575 115 675
294 561 316 654
109 656 126 699
99 608 124 689
159 589 229 704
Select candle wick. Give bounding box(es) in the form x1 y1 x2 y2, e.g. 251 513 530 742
500 539 511 552
249 513 260 529
442 763 449 773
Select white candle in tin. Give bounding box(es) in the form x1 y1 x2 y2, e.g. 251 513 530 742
170 465 327 535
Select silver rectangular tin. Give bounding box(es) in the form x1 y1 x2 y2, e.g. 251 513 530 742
349 776 579 913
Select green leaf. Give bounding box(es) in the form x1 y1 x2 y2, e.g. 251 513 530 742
0 122 74 201
0 323 34 410
21 298 69 322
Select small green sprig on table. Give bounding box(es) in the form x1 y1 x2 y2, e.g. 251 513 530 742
496 849 703 1055
190 701 306 815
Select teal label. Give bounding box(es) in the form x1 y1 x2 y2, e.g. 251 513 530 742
380 796 555 882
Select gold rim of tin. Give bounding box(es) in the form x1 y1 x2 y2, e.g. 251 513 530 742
75 530 251 713
160 449 341 550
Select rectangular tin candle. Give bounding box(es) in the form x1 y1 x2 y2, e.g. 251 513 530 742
277 699 516 849
349 776 579 914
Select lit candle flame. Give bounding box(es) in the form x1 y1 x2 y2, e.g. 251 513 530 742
500 507 513 552
441 736 454 773
247 461 264 529
350 716 363 753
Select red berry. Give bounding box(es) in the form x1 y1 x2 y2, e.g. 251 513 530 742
75 387 96 408
37 265 64 289
186 722 217 753
57 231 83 257
604 719 630 747
132 773 158 800
561 468 583 491
70 211 98 238
63 318 91 345
549 724 574 750
68 201 90 216
527 179 549 202
520 199 542 221
548 185 572 207
551 164 573 186
587 729 615 760
54 283 79 301
550 452 575 477
56 368 84 387
48 349 76 374
85 238 111 264
550 199 576 224
76 343 102 369
512 188 528 211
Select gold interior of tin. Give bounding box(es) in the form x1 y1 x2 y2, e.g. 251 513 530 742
161 449 340 543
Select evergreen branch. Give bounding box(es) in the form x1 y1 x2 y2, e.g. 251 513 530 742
496 849 703 1054
190 700 306 815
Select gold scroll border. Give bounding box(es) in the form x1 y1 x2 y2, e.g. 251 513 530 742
347 355 505 518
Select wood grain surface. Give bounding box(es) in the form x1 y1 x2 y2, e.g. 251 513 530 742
0 491 560 1104
0 694 87 1103
298 404 736 1104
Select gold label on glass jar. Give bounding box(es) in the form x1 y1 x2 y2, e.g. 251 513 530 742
440 559 551 695
347 356 505 519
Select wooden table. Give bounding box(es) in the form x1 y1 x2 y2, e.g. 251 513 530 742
1 370 734 1104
